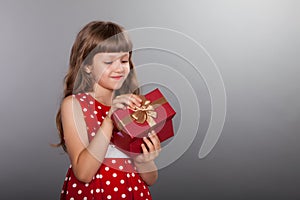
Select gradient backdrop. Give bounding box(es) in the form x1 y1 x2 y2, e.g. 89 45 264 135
0 0 299 199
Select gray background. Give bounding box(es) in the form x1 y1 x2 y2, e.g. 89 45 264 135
0 0 299 199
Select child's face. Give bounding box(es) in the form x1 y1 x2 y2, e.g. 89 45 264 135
91 52 130 90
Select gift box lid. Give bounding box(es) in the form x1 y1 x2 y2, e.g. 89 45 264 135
112 88 176 138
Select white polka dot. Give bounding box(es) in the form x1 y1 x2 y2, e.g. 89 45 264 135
90 189 93 194
112 173 117 177
143 185 146 189
66 191 68 195
106 180 110 185
85 183 89 187
101 188 104 193
105 111 109 115
83 197 87 200
61 190 64 194
90 114 94 118
112 159 116 164
138 179 141 183
94 110 98 114
134 186 138 191
140 192 144 197
107 195 112 199
147 191 150 195
114 187 118 192
72 183 77 188
131 172 135 177
126 173 130 178
68 177 71 181
83 108 87 112
121 194 126 198
80 98 84 101
96 188 100 193
65 177 68 181
127 159 132 164
96 174 100 178
78 190 82 194
128 187 132 191
97 121 101 125
83 96 86 99
70 197 74 200
89 101 94 104
100 174 103 179
69 164 72 168
105 166 110 171
119 165 124 170
120 179 125 184
98 106 102 109
91 132 95 137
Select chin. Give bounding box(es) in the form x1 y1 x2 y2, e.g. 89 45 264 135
100 80 124 91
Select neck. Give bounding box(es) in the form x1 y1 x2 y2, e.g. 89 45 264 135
92 83 114 106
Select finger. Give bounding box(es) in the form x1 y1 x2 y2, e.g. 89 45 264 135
127 94 142 108
141 143 149 154
143 137 155 153
130 94 143 104
113 95 139 108
110 103 126 114
148 132 161 151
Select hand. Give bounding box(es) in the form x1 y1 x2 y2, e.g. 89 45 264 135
107 94 142 118
134 130 161 164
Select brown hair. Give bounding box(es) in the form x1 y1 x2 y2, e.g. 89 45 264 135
55 21 140 152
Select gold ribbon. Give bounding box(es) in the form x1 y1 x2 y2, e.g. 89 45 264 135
130 96 157 127
114 95 167 132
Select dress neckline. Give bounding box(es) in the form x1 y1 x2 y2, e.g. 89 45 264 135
85 92 111 109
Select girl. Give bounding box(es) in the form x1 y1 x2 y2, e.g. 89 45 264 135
56 21 161 200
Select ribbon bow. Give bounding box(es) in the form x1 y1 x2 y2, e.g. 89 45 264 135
130 96 157 126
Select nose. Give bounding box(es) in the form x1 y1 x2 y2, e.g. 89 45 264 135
113 59 125 72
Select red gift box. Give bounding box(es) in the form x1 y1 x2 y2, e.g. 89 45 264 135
111 88 176 155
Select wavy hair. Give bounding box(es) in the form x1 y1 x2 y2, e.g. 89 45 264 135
55 21 140 152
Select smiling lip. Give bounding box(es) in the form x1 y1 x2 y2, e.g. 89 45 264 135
110 75 123 80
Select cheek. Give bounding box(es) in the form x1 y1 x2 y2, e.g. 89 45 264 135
124 65 130 77
93 67 108 82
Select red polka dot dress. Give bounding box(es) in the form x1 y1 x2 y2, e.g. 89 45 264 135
60 93 152 200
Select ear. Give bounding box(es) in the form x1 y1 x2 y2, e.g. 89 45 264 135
84 65 92 74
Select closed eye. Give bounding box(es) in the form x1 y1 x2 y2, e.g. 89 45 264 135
104 61 113 65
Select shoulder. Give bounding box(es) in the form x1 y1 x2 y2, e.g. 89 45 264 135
61 95 81 114
61 95 75 108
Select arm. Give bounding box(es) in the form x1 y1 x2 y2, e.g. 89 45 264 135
61 96 114 183
61 94 142 183
134 161 158 186
133 131 161 186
